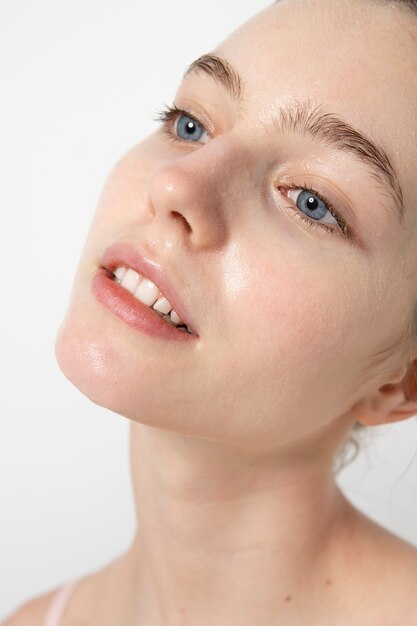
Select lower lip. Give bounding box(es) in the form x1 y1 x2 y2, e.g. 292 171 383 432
92 269 198 342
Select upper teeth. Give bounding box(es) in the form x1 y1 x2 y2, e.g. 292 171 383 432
113 267 192 333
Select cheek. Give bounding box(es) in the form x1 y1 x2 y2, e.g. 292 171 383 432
215 256 374 436
228 255 356 364
232 270 344 388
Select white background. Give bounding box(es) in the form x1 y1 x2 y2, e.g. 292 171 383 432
1 0 417 619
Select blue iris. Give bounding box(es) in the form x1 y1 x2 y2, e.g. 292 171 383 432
297 190 327 220
176 115 206 142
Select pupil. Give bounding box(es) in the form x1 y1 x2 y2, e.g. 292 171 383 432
186 121 195 135
307 196 318 210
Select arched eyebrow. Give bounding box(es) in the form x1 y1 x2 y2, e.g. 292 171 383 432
183 53 244 105
183 52 405 225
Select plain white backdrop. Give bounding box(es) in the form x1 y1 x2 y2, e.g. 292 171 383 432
1 0 417 619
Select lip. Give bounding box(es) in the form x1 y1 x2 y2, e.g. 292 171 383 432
94 242 199 339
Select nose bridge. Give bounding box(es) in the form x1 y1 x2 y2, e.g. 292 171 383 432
149 133 255 224
192 133 245 181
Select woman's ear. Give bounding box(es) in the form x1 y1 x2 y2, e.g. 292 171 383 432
351 359 417 427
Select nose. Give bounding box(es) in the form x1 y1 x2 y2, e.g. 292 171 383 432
147 135 253 250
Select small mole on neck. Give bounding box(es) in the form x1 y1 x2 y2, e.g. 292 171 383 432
325 578 333 586
285 595 292 603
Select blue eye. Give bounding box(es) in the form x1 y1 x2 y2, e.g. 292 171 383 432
291 189 339 227
281 186 350 239
153 103 210 145
175 113 209 143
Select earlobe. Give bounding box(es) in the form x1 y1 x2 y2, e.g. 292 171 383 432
351 360 417 427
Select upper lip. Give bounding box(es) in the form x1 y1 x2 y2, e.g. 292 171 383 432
100 242 199 336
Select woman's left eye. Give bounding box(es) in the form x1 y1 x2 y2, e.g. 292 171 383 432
280 186 350 240
152 103 210 145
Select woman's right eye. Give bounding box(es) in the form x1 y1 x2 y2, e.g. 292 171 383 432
152 104 210 145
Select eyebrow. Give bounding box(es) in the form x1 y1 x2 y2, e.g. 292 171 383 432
183 53 405 224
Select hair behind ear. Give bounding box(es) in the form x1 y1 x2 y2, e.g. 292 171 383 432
333 422 368 476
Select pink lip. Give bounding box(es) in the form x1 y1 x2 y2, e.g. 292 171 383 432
93 242 199 340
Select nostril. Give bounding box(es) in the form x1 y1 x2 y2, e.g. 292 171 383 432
172 211 192 232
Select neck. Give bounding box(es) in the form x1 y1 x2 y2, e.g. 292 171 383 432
119 420 355 626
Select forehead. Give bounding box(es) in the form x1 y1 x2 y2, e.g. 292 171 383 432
210 0 417 206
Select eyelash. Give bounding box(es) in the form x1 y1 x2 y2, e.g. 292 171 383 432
152 103 352 241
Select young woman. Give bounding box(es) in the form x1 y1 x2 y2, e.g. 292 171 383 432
5 0 417 623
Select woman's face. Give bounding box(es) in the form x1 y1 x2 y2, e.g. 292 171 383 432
56 0 417 454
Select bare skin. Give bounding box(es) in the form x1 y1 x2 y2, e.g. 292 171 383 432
5 0 417 624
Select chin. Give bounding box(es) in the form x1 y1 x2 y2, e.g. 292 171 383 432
53 304 199 437
54 306 129 412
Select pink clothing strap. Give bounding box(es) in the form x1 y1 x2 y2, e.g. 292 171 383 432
43 579 81 626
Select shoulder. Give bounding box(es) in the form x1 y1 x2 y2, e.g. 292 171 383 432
346 507 417 621
0 588 58 626
379 537 417 617
0 569 106 626
0 556 125 626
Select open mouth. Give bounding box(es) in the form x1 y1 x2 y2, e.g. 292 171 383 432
109 266 194 335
